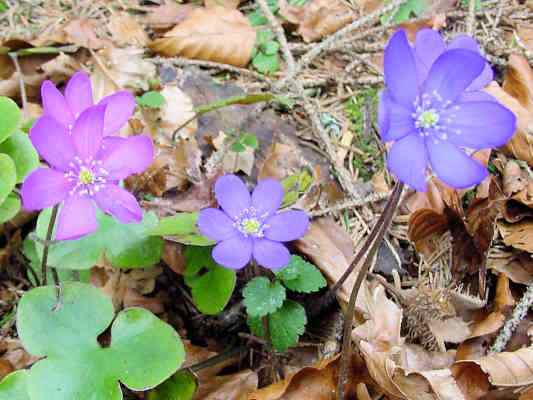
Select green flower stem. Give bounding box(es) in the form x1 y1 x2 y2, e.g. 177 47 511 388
336 181 404 399
41 204 59 286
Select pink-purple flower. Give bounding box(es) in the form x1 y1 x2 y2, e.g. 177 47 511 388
41 71 135 136
21 103 154 240
198 175 309 270
379 29 516 191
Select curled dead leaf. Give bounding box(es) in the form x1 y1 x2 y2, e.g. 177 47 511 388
408 208 448 256
279 0 355 43
150 6 256 67
109 13 149 47
498 220 533 253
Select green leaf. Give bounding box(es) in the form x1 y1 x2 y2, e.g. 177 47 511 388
0 153 16 205
0 131 39 182
0 1 8 13
0 371 30 400
243 277 286 317
150 212 214 246
262 41 280 55
230 141 247 153
247 300 307 352
16 282 185 400
241 133 259 149
0 193 20 223
137 91 166 109
0 97 21 144
276 255 326 293
382 0 428 24
281 170 313 207
184 246 236 315
34 209 163 269
252 52 280 74
147 370 197 400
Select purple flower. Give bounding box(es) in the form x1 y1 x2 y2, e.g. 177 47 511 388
41 71 135 135
21 104 154 240
379 29 516 191
197 175 310 270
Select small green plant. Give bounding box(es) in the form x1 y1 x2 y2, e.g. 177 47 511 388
230 132 259 153
0 97 39 223
0 283 185 400
381 0 428 24
243 255 326 351
252 29 280 75
137 91 166 109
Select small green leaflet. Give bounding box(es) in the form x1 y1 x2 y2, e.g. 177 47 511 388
150 212 214 246
381 0 428 24
243 277 286 317
0 96 21 144
252 29 280 74
147 370 197 400
9 283 185 400
230 132 259 153
276 255 327 293
0 131 39 183
281 170 313 207
33 209 163 269
184 246 236 315
137 91 166 109
248 300 307 352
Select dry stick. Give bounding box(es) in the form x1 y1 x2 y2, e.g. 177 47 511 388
466 0 477 35
41 205 59 286
279 0 409 89
8 52 28 119
336 182 404 400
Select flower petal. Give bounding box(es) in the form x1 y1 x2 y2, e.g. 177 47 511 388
21 168 73 211
64 71 93 118
93 184 142 224
41 80 75 128
212 236 252 269
264 210 309 242
387 134 428 192
442 101 516 149
251 178 284 216
253 239 290 270
379 91 415 142
448 34 493 91
99 135 154 180
423 49 486 103
457 90 497 103
55 195 98 240
197 208 238 241
30 116 76 171
384 30 419 107
427 140 487 189
98 91 136 135
414 28 446 83
214 174 251 220
72 105 105 160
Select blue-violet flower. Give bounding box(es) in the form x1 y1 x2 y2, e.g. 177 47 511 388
379 29 516 191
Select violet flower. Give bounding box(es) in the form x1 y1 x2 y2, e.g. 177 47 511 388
379 29 516 191
21 104 154 240
198 175 309 270
41 71 135 135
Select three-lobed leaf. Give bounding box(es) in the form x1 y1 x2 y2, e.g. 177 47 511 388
0 96 21 144
12 282 185 400
248 299 307 352
150 212 213 246
276 255 327 293
243 277 286 317
147 370 197 400
0 131 40 183
184 246 236 315
34 209 163 269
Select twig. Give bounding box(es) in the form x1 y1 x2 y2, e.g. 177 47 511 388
8 52 28 119
41 205 59 286
490 283 533 353
89 48 120 89
256 0 296 79
185 345 247 374
309 192 390 217
280 0 408 87
336 182 404 399
466 0 477 35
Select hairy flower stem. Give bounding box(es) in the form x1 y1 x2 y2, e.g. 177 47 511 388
336 182 404 399
41 205 59 286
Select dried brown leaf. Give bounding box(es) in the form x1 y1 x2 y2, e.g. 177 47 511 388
63 18 108 49
489 251 533 285
503 160 527 196
145 3 196 30
194 369 258 399
408 208 448 256
205 0 241 8
498 220 533 253
279 0 355 42
150 6 255 67
108 13 149 47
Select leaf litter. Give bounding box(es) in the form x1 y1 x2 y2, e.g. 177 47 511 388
2 0 533 399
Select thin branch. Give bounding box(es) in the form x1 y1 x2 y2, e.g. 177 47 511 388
8 52 28 119
466 0 477 35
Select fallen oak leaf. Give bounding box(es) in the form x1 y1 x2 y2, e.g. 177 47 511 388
150 6 256 67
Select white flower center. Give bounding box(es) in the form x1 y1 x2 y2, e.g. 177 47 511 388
64 157 109 197
234 207 269 238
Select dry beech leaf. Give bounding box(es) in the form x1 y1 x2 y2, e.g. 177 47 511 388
158 86 197 139
504 54 533 113
247 356 339 400
408 208 448 256
194 369 258 399
108 13 149 47
295 218 355 303
63 18 108 49
150 6 256 67
486 82 533 166
516 24 533 54
279 0 355 42
258 143 304 181
145 3 197 30
498 220 533 253
205 0 241 8
488 251 533 285
503 160 527 196
456 347 533 387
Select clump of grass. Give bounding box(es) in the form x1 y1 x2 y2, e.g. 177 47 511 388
344 88 383 181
